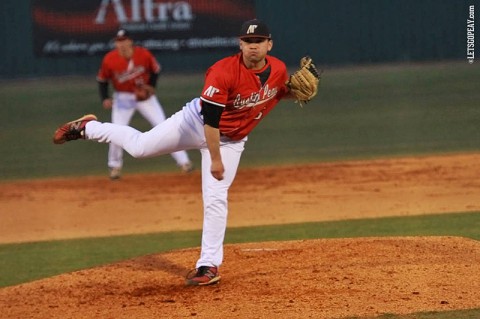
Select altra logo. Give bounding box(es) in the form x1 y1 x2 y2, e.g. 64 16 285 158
95 0 193 23
203 86 220 97
247 25 258 34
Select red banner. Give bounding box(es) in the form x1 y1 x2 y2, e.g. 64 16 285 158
32 0 255 56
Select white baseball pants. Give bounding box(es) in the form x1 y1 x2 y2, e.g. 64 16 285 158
85 98 246 268
109 92 190 169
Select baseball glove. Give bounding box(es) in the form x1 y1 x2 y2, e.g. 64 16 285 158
134 84 155 101
286 56 320 106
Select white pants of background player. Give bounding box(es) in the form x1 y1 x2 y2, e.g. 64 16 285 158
86 97 246 268
109 92 191 169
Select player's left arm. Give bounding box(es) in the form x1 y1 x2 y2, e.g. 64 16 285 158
133 52 159 101
273 61 297 100
143 49 161 93
148 72 158 88
282 88 296 99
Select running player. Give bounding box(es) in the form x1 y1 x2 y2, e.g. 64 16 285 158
54 19 303 285
98 29 193 179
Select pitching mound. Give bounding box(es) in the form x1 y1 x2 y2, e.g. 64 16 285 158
1 236 479 318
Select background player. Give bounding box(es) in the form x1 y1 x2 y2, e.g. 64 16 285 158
54 19 318 285
98 29 193 179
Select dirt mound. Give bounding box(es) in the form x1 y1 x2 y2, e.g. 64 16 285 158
0 237 479 319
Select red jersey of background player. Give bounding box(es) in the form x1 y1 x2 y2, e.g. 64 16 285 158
200 52 289 140
97 46 160 93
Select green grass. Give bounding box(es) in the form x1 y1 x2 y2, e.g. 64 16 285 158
344 308 480 319
1 62 480 180
0 211 478 288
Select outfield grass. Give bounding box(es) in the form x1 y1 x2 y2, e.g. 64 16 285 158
0 62 479 180
348 308 480 319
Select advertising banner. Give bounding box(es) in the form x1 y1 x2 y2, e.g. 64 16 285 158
32 0 255 56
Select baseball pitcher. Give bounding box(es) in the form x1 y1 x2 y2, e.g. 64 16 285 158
54 19 319 285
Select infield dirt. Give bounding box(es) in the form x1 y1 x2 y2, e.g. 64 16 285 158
0 153 479 318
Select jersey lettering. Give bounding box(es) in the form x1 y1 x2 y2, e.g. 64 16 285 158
203 86 220 97
232 84 278 109
246 25 257 34
117 65 145 83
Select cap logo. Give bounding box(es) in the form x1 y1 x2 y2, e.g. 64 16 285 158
246 25 258 34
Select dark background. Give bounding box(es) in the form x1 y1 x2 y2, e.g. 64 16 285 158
0 0 475 79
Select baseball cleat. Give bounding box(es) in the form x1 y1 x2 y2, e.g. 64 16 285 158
109 167 122 180
53 114 97 144
180 161 194 173
185 266 220 286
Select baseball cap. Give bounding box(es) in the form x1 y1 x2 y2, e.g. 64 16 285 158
239 19 271 39
115 29 130 41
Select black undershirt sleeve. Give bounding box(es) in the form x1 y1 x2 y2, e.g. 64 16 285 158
201 101 224 128
148 72 159 87
98 81 109 101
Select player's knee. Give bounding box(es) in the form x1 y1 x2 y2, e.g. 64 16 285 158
125 145 149 158
129 149 147 158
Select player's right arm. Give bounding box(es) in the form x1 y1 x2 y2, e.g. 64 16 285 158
98 80 113 109
202 101 225 180
204 125 223 181
199 62 230 180
97 54 113 109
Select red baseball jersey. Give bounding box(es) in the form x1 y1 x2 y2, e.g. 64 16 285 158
97 46 161 93
200 53 289 140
